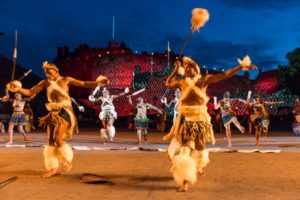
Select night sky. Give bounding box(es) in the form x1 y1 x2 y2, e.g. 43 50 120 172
0 0 300 78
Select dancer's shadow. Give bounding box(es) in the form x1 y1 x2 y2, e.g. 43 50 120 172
77 173 175 191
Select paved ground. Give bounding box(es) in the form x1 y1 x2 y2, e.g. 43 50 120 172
0 129 300 200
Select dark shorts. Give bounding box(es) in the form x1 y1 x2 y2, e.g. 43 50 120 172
254 116 269 130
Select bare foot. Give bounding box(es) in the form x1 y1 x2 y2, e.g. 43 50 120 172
198 171 206 176
177 183 188 192
228 143 232 148
42 168 59 178
61 163 72 173
6 141 13 145
241 127 245 134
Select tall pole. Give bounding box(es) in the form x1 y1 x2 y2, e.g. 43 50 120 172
167 41 170 66
11 30 18 81
112 16 115 40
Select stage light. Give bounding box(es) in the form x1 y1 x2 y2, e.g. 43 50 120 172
107 51 110 54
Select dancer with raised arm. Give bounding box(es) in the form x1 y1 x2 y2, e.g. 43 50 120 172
89 87 129 143
164 56 256 192
213 91 246 148
249 95 284 145
2 93 35 144
128 93 162 144
7 61 108 178
161 88 181 124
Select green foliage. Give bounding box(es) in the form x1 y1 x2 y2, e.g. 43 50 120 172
278 48 300 96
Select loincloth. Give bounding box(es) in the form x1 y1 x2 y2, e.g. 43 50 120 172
39 101 78 138
163 105 215 148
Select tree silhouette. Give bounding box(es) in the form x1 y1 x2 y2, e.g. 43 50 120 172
278 48 300 96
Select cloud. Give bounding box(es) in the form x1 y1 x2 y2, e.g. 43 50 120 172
219 0 300 10
160 35 282 70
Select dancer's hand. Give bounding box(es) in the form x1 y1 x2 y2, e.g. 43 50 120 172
161 97 167 104
237 55 257 70
124 87 130 93
88 95 96 102
96 75 109 86
6 80 22 92
78 106 85 112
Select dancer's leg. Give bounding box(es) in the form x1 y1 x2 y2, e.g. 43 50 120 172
232 117 245 134
18 125 28 141
107 118 115 141
7 123 14 144
137 129 142 144
224 124 232 148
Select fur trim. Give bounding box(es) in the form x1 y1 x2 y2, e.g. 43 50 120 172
109 126 116 138
170 147 197 185
43 145 59 171
57 143 73 164
191 149 210 173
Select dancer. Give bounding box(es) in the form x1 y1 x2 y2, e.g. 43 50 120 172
292 99 300 136
2 93 35 144
161 88 181 123
128 95 162 144
24 102 35 133
249 95 284 145
89 87 129 143
213 91 245 148
0 89 10 133
164 56 256 192
7 61 108 178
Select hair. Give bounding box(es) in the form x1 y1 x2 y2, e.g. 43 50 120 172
223 91 230 98
15 93 22 98
182 57 201 74
42 63 59 72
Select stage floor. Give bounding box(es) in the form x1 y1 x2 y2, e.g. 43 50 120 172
0 129 300 200
1 129 300 152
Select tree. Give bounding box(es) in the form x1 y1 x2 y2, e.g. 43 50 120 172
278 48 300 96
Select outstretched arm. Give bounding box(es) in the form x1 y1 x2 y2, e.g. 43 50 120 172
68 75 109 88
205 56 256 85
111 88 130 99
146 103 162 114
165 61 181 88
205 65 244 85
264 101 284 105
127 96 134 107
7 80 47 97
